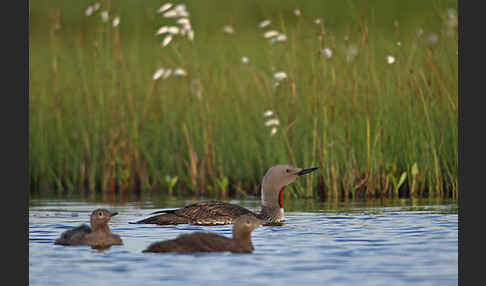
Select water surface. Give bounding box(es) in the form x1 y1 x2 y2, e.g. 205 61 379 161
29 198 458 286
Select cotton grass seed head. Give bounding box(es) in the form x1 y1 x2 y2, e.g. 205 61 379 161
156 26 169 35
321 48 332 58
167 26 180 35
273 33 287 43
265 118 280 127
112 16 120 27
85 6 94 16
101 11 109 22
264 30 279 39
162 35 173 47
177 18 190 26
173 68 187 77
263 110 274 117
153 68 165 81
163 9 178 18
187 30 194 41
386 55 395 65
270 127 278 136
241 57 249 64
223 25 235 34
259 20 271 28
157 3 173 14
313 18 322 24
274 72 287 81
173 4 188 16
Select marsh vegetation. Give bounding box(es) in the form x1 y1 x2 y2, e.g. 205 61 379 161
29 0 458 200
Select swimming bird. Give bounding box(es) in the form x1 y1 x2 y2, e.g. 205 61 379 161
142 214 261 253
54 208 123 249
131 164 318 225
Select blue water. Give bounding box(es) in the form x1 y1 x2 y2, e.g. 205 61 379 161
29 199 458 286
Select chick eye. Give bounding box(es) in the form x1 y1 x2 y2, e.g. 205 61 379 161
98 212 103 217
286 169 290 173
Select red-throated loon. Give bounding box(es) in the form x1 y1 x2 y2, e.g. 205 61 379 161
142 214 261 253
131 165 318 225
55 208 123 249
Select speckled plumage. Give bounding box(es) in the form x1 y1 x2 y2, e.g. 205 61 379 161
132 165 318 226
134 200 257 225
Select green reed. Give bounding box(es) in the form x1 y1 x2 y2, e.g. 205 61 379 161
29 0 458 200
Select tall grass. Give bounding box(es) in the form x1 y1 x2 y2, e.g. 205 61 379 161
29 0 458 200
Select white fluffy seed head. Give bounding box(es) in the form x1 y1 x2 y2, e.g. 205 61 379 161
162 35 173 47
274 72 287 81
112 16 120 27
263 110 274 117
259 20 271 28
153 68 165 81
321 48 332 58
223 25 235 34
177 18 190 26
85 6 94 16
167 26 180 35
187 30 194 41
173 68 187 77
264 30 279 38
157 3 173 13
265 118 280 127
274 33 287 42
101 11 109 22
156 26 169 35
163 9 178 18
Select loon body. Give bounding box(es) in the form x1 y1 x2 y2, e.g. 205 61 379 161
142 214 261 253
132 165 318 225
55 209 123 249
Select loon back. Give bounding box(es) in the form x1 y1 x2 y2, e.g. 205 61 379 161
132 201 257 225
54 224 92 245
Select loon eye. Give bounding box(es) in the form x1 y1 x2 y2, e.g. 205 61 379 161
98 212 103 217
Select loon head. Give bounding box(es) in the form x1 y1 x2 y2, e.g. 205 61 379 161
232 214 261 241
90 209 118 231
261 164 319 209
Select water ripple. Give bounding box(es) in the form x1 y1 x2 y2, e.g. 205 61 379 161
29 200 458 286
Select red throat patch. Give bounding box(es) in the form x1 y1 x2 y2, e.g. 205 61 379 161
278 186 286 208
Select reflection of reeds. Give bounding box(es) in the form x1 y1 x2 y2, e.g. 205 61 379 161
29 1 458 201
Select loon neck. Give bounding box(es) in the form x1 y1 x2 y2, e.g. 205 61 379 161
261 182 286 209
91 223 110 233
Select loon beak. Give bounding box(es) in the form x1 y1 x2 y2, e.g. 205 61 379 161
297 167 318 176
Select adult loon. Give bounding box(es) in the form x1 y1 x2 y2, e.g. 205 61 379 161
55 208 123 249
142 214 261 253
132 165 318 225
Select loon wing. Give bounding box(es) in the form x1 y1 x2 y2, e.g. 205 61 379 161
131 200 256 225
173 201 256 225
